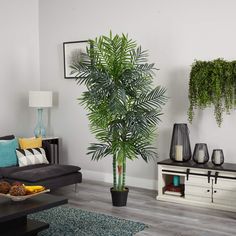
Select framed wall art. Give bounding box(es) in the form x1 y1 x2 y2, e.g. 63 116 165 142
63 40 88 79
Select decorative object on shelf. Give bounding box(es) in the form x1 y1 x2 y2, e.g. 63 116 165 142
169 123 191 162
164 184 183 196
29 91 53 138
188 59 236 127
173 175 180 187
63 40 88 79
72 32 167 207
212 149 224 166
192 143 209 164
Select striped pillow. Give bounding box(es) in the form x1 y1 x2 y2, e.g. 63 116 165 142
16 148 49 167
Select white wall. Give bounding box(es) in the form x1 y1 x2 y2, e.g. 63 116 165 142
39 0 236 189
0 0 40 137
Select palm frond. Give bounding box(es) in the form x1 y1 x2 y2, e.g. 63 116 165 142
87 143 111 161
135 86 167 110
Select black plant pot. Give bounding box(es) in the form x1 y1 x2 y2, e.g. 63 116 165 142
110 187 129 207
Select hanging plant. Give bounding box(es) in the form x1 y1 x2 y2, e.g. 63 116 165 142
188 58 236 127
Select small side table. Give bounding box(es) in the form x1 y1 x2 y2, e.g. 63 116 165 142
42 137 59 164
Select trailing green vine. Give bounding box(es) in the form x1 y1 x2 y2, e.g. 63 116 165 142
188 58 236 127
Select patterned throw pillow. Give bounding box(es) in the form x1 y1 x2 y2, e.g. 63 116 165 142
16 148 49 167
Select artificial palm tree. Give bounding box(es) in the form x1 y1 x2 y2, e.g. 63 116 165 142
71 32 166 206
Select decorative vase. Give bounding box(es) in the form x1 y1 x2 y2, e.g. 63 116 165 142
212 149 224 166
110 188 129 207
169 123 192 162
192 143 209 164
173 176 180 187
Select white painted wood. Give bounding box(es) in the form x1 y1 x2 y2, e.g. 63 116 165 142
157 164 164 197
157 194 236 212
215 178 236 190
185 175 212 188
185 194 212 203
185 185 211 198
213 188 236 200
214 197 236 207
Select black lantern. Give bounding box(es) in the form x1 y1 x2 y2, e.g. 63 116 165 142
211 149 224 166
192 143 209 164
169 123 191 162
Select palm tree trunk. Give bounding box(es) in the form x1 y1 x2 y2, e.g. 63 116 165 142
118 165 122 190
113 154 117 190
122 157 126 190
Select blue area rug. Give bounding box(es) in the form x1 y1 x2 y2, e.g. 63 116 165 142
29 206 148 236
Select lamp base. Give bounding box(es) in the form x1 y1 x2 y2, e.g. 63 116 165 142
34 108 46 138
34 127 46 138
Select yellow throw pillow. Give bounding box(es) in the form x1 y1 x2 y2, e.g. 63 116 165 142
18 137 42 149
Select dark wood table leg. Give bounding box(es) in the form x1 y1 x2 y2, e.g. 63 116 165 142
0 215 49 236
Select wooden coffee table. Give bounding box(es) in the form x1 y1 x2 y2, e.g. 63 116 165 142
0 194 68 236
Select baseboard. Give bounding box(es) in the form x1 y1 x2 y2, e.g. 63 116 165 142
82 169 158 190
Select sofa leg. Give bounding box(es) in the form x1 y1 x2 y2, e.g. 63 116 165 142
74 183 78 193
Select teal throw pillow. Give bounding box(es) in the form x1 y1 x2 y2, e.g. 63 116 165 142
0 138 19 167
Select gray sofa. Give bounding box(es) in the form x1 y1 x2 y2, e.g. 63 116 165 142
0 135 82 189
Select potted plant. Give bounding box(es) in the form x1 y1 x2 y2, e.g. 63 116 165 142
71 32 166 206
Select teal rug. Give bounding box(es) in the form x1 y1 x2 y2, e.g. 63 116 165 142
29 206 147 236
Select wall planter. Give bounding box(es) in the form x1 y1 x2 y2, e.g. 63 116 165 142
188 59 236 127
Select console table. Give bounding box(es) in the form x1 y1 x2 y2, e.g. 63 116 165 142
157 159 236 212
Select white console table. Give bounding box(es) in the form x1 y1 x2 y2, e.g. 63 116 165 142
157 159 236 212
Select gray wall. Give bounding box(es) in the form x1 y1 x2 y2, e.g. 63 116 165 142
38 0 236 189
0 0 40 137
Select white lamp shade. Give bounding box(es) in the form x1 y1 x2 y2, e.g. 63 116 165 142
29 91 52 108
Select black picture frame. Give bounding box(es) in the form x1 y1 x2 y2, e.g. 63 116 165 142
63 40 88 79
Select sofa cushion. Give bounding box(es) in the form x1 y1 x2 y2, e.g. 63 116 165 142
0 135 15 140
6 164 81 182
0 164 49 178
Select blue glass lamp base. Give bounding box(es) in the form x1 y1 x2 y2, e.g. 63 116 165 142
34 127 46 138
34 108 46 138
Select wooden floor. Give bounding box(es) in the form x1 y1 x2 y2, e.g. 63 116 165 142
54 180 236 236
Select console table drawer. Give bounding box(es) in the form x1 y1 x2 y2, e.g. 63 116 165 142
215 178 236 191
214 197 236 207
185 176 211 188
213 189 236 200
185 185 211 198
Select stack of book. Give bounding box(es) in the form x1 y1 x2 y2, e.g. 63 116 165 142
164 184 183 197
